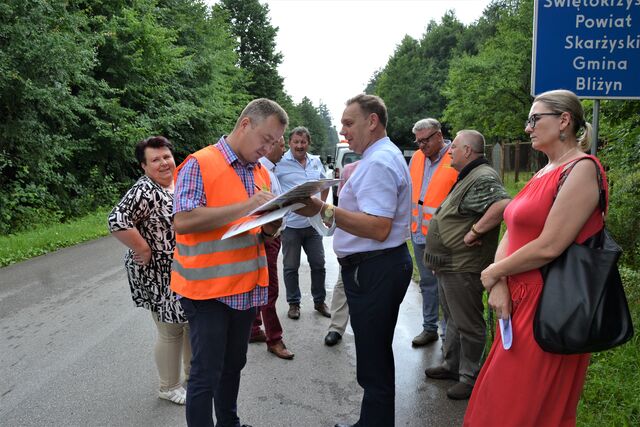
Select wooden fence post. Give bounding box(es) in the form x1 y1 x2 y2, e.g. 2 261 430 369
501 142 505 183
514 141 520 182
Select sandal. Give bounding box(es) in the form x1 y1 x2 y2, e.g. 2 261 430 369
158 386 186 405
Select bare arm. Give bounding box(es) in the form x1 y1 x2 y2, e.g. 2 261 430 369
174 191 275 234
481 159 600 288
111 228 151 265
463 198 510 246
475 199 510 234
485 230 511 319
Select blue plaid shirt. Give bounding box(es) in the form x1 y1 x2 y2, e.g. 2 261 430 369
173 136 268 310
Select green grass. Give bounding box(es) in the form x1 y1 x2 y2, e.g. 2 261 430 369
577 267 640 426
503 170 534 197
0 207 112 267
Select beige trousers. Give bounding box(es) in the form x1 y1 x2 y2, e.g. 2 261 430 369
328 269 350 335
152 315 191 391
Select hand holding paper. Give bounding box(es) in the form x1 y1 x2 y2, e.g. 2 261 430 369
222 203 305 240
248 178 340 215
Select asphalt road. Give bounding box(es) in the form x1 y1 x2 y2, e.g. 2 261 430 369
0 235 467 426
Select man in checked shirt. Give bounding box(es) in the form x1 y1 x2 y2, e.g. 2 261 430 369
170 98 288 427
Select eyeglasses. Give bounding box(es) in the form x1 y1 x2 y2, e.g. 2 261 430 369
525 113 562 129
414 131 439 146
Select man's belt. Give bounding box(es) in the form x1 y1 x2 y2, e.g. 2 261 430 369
337 246 400 268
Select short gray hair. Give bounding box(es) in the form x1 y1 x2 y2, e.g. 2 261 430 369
412 118 441 134
235 98 289 130
456 130 485 154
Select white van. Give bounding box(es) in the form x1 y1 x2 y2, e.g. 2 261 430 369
331 142 362 204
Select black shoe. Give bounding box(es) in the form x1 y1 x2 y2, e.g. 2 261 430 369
324 331 342 346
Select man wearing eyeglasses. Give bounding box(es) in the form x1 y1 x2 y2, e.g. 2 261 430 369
408 118 458 347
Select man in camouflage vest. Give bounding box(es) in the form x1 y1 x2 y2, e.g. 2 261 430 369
423 130 510 400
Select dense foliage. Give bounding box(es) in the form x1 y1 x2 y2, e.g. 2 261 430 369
368 0 639 271
0 0 335 234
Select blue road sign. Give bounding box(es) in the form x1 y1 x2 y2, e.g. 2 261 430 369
532 0 640 99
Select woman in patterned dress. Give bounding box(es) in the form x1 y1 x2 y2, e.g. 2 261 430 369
464 90 607 426
108 136 191 405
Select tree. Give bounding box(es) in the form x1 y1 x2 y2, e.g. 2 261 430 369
365 68 383 94
294 97 328 157
318 102 339 158
375 12 468 147
598 99 640 269
0 0 100 231
216 0 284 100
156 0 250 158
442 0 533 139
0 0 247 232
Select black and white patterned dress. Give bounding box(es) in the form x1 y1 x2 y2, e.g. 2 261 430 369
108 175 186 323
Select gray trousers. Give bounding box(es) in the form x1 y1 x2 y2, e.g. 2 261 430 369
328 268 349 335
437 271 486 385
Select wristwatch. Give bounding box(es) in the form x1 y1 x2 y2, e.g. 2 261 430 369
322 203 335 223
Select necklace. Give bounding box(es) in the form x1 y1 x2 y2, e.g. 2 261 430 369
554 148 579 164
538 148 580 176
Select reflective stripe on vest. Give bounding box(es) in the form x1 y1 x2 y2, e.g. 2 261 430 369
172 255 268 281
170 146 270 300
175 233 262 257
409 148 458 236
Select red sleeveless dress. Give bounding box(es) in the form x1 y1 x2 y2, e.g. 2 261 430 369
463 156 607 427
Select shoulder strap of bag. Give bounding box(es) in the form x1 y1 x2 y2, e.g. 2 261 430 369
553 156 607 219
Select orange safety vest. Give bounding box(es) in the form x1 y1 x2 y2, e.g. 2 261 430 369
171 146 270 300
409 148 458 236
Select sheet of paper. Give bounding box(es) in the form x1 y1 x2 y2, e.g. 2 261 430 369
222 203 305 240
248 178 340 215
499 316 513 350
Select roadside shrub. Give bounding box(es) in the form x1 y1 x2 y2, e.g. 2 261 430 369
606 169 640 270
0 182 63 234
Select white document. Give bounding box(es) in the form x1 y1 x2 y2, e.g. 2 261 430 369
222 203 305 240
247 178 340 215
499 316 513 350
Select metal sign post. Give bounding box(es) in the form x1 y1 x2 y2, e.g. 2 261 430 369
592 99 600 155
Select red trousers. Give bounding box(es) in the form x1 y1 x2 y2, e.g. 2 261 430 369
251 237 283 346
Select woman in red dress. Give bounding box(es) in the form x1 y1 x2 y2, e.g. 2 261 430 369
463 89 607 427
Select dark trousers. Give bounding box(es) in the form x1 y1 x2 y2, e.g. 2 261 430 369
342 244 412 427
251 238 283 346
180 297 256 427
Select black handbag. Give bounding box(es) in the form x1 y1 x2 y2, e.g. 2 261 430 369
533 157 634 354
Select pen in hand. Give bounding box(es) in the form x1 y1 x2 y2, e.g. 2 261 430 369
255 183 270 192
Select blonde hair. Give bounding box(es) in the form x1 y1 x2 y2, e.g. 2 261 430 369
533 89 591 151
